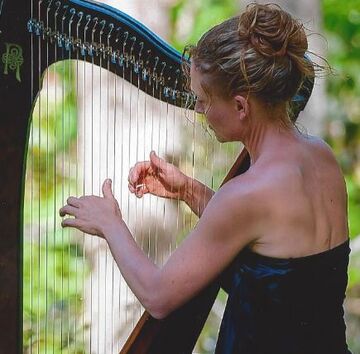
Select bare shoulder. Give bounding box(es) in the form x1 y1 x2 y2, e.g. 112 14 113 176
211 170 273 230
302 134 339 164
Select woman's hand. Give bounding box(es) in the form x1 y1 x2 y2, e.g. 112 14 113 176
59 179 122 238
128 151 190 200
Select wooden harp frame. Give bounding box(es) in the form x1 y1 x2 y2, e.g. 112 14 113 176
0 0 314 352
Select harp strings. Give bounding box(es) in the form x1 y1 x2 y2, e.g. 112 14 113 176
24 1 240 352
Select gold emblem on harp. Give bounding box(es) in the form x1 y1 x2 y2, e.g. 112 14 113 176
2 43 24 82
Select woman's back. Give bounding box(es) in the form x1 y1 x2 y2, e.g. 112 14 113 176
216 132 351 353
246 133 349 259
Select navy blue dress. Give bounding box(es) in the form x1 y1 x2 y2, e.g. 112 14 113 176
216 240 352 354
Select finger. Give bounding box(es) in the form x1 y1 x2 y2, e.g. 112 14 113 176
67 196 81 208
59 205 79 217
128 183 136 193
102 179 114 199
150 151 165 171
61 218 82 229
129 161 149 185
135 184 148 198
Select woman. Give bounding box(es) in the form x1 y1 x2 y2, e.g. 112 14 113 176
60 4 351 353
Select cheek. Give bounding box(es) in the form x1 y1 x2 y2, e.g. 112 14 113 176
206 108 222 125
195 99 209 114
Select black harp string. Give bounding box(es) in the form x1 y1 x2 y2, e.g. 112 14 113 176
148 53 154 267
129 34 138 326
67 6 73 349
141 44 148 262
134 36 143 322
81 11 87 351
37 1 43 352
74 7 81 351
153 56 159 267
124 29 131 327
105 21 113 353
52 1 60 351
44 0 50 350
60 4 66 349
95 15 101 354
119 27 125 343
111 24 118 354
90 13 95 354
29 0 34 349
174 104 180 255
159 61 165 267
102 18 108 353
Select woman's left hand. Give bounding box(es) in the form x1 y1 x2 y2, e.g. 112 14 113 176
59 179 122 238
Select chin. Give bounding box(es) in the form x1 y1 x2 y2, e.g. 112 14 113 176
212 130 229 143
215 135 227 143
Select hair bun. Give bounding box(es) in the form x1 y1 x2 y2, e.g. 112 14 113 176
238 4 308 59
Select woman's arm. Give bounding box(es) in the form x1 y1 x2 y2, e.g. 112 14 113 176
182 177 215 217
60 178 256 319
128 151 214 218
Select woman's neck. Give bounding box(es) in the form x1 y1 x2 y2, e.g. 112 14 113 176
242 104 300 165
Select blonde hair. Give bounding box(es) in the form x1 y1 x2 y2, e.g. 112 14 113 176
184 3 318 117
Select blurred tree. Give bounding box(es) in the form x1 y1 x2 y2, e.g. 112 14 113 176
323 0 360 351
323 0 360 177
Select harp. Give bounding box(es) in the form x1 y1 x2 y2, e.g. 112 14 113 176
0 0 314 353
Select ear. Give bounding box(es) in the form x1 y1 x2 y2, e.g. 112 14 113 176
234 95 249 121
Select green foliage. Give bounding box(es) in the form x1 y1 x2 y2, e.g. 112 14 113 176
323 0 360 173
23 61 87 353
346 176 360 238
169 0 238 51
23 237 88 353
323 0 360 299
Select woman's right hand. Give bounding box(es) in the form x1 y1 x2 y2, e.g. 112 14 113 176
128 151 190 200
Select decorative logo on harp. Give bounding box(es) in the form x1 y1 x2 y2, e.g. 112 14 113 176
2 43 24 82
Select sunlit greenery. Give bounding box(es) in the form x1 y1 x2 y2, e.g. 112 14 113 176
322 1 360 351
23 61 88 353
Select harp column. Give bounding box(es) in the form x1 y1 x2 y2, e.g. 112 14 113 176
0 0 33 353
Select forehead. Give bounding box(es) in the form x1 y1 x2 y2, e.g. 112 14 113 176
190 63 207 96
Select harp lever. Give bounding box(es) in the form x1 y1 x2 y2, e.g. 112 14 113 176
77 11 84 28
100 19 106 35
62 5 69 22
92 17 99 34
46 0 54 11
107 23 114 41
54 2 61 20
